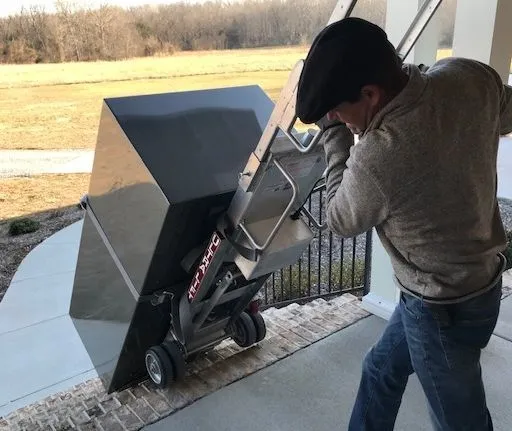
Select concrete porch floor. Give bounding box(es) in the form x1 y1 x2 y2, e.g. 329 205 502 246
145 295 512 431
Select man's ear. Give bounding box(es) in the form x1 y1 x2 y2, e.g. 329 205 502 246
361 85 382 108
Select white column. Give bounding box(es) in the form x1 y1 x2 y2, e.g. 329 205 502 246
385 0 440 66
361 232 399 320
452 0 512 83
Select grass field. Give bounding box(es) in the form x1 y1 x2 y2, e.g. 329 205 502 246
0 174 90 220
0 46 309 89
0 47 312 219
0 47 458 152
0 47 310 151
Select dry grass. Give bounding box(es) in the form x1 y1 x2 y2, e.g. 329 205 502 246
5 69 298 150
0 47 467 151
0 173 90 220
0 47 309 150
0 46 308 89
0 70 292 150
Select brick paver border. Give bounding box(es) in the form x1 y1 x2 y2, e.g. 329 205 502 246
0 295 370 431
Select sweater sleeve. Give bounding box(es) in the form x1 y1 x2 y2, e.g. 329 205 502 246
480 60 512 135
322 125 389 238
463 59 512 136
500 84 512 135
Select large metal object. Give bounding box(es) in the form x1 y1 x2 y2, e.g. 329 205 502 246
70 0 444 393
69 86 277 392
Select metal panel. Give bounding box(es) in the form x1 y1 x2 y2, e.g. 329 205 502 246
70 212 174 392
70 85 276 392
69 212 138 388
70 213 137 324
106 85 274 204
85 86 275 296
234 217 314 280
87 103 169 295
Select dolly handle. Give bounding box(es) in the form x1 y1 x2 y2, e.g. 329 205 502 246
300 206 328 231
239 158 298 252
282 127 324 154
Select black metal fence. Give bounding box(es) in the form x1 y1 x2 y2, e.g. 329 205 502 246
261 187 372 309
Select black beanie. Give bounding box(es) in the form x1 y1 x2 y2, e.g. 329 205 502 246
296 17 395 124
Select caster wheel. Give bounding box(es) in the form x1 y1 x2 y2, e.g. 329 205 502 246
162 340 186 381
145 345 174 389
250 312 266 342
231 311 257 348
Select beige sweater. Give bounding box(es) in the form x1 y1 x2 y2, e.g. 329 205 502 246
322 58 512 303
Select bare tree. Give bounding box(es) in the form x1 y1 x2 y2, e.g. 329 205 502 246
0 0 457 64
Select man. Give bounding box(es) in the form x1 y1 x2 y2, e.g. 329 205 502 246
296 17 512 430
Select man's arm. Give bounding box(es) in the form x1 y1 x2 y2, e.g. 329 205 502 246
500 83 512 136
322 125 389 238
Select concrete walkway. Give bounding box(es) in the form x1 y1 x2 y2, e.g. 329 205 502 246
0 220 97 417
0 150 93 178
0 135 508 181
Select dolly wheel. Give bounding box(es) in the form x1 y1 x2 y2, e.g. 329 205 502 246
232 311 257 348
162 340 186 381
145 346 175 389
250 312 267 343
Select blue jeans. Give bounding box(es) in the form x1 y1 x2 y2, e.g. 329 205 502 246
349 278 502 431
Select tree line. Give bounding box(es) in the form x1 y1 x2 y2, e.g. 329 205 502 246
0 0 455 64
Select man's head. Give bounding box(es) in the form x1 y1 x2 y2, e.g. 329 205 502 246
296 18 407 134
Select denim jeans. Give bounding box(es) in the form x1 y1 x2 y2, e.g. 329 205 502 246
349 278 502 431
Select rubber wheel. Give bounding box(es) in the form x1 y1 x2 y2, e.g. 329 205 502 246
162 340 186 381
250 312 267 342
231 311 257 348
145 345 175 389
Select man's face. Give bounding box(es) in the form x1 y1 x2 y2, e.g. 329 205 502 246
326 85 383 135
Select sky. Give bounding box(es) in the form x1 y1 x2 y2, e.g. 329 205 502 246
0 0 201 17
